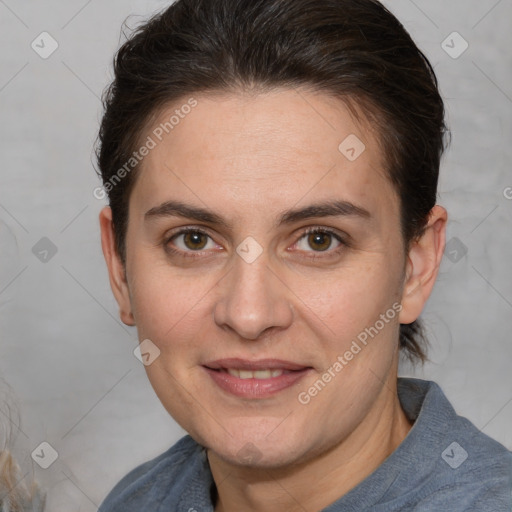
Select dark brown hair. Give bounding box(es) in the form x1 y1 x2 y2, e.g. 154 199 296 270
95 0 449 363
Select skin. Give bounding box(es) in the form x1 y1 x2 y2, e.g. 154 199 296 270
100 87 447 512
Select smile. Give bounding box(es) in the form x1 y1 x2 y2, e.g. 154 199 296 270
203 358 312 398
225 368 285 379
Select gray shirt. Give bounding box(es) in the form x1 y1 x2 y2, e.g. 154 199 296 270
98 378 512 511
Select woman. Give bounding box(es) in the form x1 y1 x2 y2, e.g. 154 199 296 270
95 0 512 510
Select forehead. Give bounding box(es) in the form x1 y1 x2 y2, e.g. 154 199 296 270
131 88 397 225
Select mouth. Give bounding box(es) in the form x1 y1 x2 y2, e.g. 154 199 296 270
221 368 288 379
202 358 312 398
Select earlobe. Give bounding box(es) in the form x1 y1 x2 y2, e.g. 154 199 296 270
99 207 136 326
399 205 447 325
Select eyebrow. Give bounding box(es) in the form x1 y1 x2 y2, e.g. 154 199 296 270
144 199 371 228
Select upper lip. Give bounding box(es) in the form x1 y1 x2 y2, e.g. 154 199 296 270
203 358 310 371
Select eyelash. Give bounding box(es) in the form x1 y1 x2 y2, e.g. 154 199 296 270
163 226 348 261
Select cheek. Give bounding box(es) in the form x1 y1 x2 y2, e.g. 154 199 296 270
127 256 200 342
291 259 401 344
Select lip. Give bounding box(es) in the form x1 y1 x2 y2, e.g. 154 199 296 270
204 358 309 371
203 358 312 399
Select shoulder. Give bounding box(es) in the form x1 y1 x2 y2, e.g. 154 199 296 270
431 403 512 510
98 435 207 512
406 378 511 469
395 378 512 510
412 442 512 512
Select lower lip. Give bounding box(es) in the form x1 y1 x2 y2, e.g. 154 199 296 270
203 367 311 399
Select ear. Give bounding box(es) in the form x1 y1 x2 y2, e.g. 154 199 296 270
99 207 135 326
399 205 447 325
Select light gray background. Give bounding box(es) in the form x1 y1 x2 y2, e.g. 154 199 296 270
0 0 511 510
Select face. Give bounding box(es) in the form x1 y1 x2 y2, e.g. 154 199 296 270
101 88 438 469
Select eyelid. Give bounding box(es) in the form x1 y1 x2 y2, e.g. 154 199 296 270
290 226 348 254
164 226 221 256
166 225 215 240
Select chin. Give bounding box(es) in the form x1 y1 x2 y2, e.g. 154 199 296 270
192 418 314 469
216 441 305 469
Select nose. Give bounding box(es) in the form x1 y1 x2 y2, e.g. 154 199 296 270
212 249 294 340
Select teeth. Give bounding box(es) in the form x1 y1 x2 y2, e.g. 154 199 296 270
226 368 284 379
253 370 272 379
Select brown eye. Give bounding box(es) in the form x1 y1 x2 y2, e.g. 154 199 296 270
182 231 208 250
307 232 332 251
167 229 217 254
294 228 345 256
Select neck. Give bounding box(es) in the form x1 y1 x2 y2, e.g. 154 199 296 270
209 375 412 512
